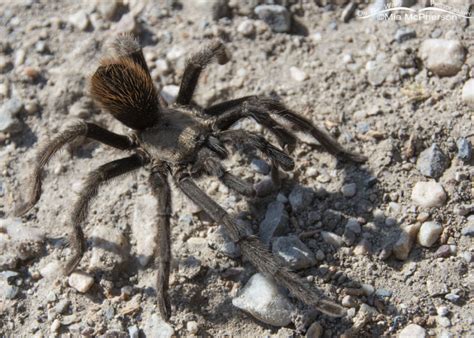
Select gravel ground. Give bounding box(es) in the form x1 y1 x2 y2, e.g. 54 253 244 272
0 0 473 337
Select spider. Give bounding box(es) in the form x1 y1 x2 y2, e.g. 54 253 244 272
15 34 366 322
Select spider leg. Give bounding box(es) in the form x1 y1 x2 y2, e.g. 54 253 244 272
205 96 367 162
149 165 172 320
15 121 135 217
174 169 346 317
217 129 295 171
65 154 145 275
193 149 255 197
176 40 230 105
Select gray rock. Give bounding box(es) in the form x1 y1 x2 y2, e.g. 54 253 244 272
341 183 357 197
89 226 128 271
232 273 295 327
0 98 23 133
419 39 465 77
237 20 255 37
254 5 291 33
306 321 323 338
251 159 270 174
445 293 460 303
132 194 159 267
143 314 174 338
393 224 420 260
96 0 120 20
321 231 343 248
417 221 443 247
426 279 448 296
398 324 426 338
272 236 316 270
0 280 19 300
179 256 201 280
160 85 179 104
462 79 474 107
395 27 416 43
437 316 451 328
289 185 314 212
54 299 71 315
461 224 474 237
375 288 392 298
456 138 472 161
411 181 447 208
68 11 90 31
209 225 241 258
416 144 449 178
128 325 139 338
259 201 289 245
254 177 276 197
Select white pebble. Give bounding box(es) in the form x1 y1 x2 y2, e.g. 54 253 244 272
232 273 294 326
411 181 447 208
68 11 90 31
68 272 94 293
398 323 426 338
418 221 443 247
290 66 308 82
461 79 474 107
160 85 180 104
237 20 255 37
419 39 465 77
186 321 199 334
321 231 343 248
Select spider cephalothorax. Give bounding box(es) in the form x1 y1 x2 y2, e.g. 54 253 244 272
16 34 366 322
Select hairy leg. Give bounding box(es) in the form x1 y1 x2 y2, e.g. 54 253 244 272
65 154 145 274
205 96 367 162
149 165 172 320
174 170 345 317
218 129 294 171
176 40 230 105
15 121 135 216
193 149 255 197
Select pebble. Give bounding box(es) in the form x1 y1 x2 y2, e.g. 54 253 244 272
437 306 449 317
68 11 90 31
341 295 357 308
193 0 229 20
321 231 343 248
237 20 255 37
395 27 416 43
1 281 19 300
232 273 295 327
315 249 325 261
96 0 119 20
132 194 159 267
155 59 170 75
416 144 449 178
143 314 174 338
456 137 472 161
115 13 138 34
89 226 127 271
375 288 392 298
160 85 180 104
254 177 276 197
461 224 474 237
445 293 460 303
68 272 94 293
271 236 316 270
437 316 451 328
353 239 371 256
289 185 314 212
393 224 420 260
250 159 270 174
306 321 323 338
0 98 23 133
345 218 361 234
128 325 139 338
341 183 357 198
434 245 452 258
411 181 447 208
259 201 289 245
417 221 443 247
427 279 448 296
186 321 199 334
361 283 375 296
461 79 474 107
398 323 426 338
54 299 71 314
179 256 202 279
254 5 291 33
50 319 61 333
208 225 241 258
290 66 308 82
419 39 465 77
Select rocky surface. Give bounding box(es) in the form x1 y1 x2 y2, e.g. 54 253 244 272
0 0 472 337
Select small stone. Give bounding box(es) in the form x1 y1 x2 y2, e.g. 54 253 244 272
375 288 392 298
353 239 371 256
259 201 289 245
416 144 449 178
155 59 170 75
434 245 451 258
132 194 159 267
426 280 448 296
460 251 472 263
160 85 180 104
186 321 199 334
341 183 357 198
1 282 19 300
96 0 119 20
393 224 420 260
345 218 361 234
179 256 201 280
395 27 416 43
115 13 138 34
237 20 255 37
461 224 474 237
68 11 90 31
445 293 460 303
418 221 443 247
411 181 447 208
251 159 270 174
306 321 323 338
54 299 71 314
254 178 276 197
437 306 449 317
39 261 63 280
0 98 23 133
461 79 474 107
456 138 472 161
361 283 375 296
232 273 295 327
290 66 308 82
0 55 12 73
315 249 325 261
208 225 241 258
272 236 316 270
419 39 465 77
192 0 230 21
68 272 94 293
51 319 61 333
321 231 343 248
143 314 174 338
128 325 139 338
289 185 314 212
437 316 451 328
398 323 426 338
254 5 291 33
341 295 356 308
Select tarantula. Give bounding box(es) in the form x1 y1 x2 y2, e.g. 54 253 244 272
15 34 366 322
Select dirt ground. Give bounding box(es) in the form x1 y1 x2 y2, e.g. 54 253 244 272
0 0 473 337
